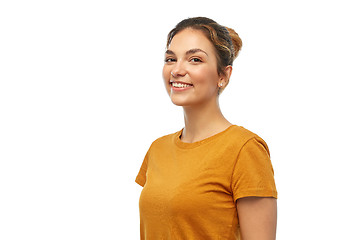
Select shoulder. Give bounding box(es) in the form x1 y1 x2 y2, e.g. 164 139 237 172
227 125 262 144
148 129 181 148
227 125 269 153
230 125 258 139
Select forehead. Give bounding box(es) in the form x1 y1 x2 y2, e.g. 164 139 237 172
167 28 215 55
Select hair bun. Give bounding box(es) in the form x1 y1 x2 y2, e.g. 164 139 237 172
226 27 242 59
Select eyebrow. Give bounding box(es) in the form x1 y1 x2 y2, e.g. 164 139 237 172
165 48 208 56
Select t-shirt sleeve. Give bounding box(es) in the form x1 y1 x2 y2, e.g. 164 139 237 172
231 137 278 202
135 150 149 187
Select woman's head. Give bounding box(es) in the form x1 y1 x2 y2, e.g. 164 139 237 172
167 17 242 77
163 17 242 107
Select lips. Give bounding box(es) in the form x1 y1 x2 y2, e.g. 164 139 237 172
170 80 193 88
172 82 193 88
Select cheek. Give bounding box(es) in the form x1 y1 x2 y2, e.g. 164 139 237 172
192 66 218 85
162 65 170 80
162 66 171 94
163 65 170 77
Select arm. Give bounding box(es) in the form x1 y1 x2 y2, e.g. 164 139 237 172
236 197 277 240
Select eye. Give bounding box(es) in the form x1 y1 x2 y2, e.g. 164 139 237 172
165 57 176 63
190 57 202 63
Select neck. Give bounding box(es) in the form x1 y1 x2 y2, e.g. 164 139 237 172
181 97 232 143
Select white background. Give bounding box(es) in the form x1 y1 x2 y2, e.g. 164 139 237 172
1 0 359 239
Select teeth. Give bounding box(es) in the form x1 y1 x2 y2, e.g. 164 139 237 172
172 82 192 88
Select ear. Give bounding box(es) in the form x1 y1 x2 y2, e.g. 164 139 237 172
218 65 233 88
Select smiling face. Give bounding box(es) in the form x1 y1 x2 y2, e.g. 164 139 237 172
163 28 224 107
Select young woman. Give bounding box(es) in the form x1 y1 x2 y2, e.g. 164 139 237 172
135 17 278 240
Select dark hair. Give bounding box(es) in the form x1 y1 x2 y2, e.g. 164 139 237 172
166 17 242 76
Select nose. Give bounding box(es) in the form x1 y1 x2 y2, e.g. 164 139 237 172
171 60 186 78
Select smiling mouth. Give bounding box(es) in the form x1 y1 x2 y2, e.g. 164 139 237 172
171 82 193 88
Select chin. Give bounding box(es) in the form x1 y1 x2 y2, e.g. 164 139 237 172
170 100 189 106
170 97 193 107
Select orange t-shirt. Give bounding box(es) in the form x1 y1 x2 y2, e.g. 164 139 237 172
135 125 277 240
